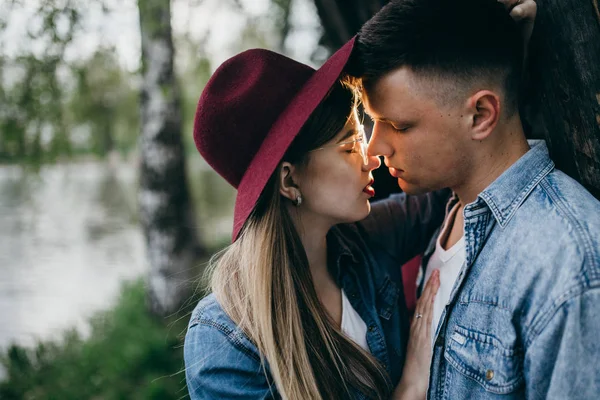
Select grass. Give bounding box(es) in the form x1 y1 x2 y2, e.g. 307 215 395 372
0 278 205 400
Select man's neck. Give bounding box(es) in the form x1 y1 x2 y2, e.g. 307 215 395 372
453 118 530 205
441 202 465 250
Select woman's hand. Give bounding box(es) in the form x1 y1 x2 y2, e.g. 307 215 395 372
500 0 538 62
392 269 440 400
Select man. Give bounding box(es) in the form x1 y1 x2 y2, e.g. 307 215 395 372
353 0 600 398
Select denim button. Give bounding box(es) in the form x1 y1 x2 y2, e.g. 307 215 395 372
486 369 495 381
368 325 375 332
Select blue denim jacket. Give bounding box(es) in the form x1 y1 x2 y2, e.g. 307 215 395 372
184 191 448 399
418 141 600 399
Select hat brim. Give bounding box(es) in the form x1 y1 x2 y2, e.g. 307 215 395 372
232 37 356 241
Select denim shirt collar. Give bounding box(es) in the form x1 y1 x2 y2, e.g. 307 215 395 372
326 226 360 285
478 140 555 228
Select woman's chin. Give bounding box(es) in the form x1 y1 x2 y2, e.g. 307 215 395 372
326 200 372 225
348 202 371 223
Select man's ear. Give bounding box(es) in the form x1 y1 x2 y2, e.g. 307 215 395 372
466 90 501 141
279 162 300 202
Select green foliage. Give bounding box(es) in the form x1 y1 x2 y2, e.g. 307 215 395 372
0 0 141 164
67 48 140 157
0 279 197 400
0 0 80 163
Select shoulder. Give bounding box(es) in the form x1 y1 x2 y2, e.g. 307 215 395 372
185 293 261 363
526 169 600 273
510 171 600 340
184 294 274 399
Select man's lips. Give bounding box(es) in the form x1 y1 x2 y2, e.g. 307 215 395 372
388 167 404 178
363 178 375 197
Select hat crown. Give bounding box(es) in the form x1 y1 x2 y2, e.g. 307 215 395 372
194 49 315 188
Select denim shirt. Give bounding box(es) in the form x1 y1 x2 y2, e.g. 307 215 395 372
417 141 600 399
184 191 449 399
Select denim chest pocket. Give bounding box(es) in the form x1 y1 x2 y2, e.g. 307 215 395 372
444 325 524 394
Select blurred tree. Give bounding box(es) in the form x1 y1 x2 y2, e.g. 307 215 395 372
0 0 81 162
311 0 600 200
0 0 140 162
68 48 139 156
138 0 204 316
271 0 293 51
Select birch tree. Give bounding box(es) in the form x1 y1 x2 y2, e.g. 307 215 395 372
138 0 202 316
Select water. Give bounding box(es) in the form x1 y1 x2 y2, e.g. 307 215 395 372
0 158 235 354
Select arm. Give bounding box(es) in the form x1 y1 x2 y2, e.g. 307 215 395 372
184 322 274 400
524 287 600 399
356 190 450 264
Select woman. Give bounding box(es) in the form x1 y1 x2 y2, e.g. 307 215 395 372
184 2 536 398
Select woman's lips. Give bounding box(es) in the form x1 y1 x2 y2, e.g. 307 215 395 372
363 179 375 197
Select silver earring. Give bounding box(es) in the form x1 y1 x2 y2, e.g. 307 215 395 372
295 193 302 206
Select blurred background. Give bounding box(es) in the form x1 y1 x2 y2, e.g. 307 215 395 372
0 0 598 398
0 0 323 398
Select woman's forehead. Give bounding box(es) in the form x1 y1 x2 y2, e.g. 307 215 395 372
332 116 359 143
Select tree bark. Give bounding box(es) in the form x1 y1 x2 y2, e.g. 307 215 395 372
525 0 600 199
312 0 386 50
137 0 203 316
312 0 600 200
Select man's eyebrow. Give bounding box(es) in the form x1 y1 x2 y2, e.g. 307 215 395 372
362 106 391 123
367 114 395 124
366 113 410 126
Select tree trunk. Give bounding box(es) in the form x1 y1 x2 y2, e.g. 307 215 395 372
137 0 203 316
525 0 600 199
312 0 600 200
313 0 386 50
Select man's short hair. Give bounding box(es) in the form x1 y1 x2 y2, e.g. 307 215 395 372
352 0 524 114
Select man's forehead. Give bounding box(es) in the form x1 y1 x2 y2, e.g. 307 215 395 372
362 91 396 121
363 69 455 119
362 84 416 120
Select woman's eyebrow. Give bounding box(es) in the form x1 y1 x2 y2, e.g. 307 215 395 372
336 127 359 143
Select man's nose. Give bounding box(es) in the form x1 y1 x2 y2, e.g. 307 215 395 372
367 122 393 159
362 153 381 171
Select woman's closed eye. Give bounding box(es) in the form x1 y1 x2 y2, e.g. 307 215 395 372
343 142 358 153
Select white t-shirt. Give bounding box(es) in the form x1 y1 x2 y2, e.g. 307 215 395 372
423 203 466 343
340 289 370 352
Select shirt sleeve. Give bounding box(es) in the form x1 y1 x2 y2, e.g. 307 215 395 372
524 287 600 399
184 322 276 400
355 189 449 265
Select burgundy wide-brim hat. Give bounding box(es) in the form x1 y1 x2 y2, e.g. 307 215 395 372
194 38 356 242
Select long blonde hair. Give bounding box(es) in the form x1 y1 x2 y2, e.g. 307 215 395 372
207 81 391 400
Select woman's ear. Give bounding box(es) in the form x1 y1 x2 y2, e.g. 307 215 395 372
279 162 300 202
